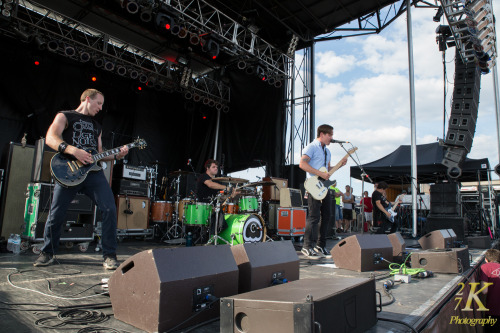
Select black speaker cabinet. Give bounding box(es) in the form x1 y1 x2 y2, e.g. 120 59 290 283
279 188 303 207
331 235 393 272
31 138 56 184
109 246 239 333
465 236 491 249
411 248 470 274
425 216 465 241
115 195 150 230
220 277 377 333
1 143 35 238
230 240 299 293
418 229 456 250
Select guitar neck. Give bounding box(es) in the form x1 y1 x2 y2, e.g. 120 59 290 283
92 142 136 162
326 148 357 177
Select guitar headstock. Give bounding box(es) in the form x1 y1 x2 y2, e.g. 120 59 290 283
134 137 147 149
347 147 358 155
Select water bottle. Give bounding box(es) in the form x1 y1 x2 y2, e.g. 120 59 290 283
6 234 14 252
12 234 21 254
186 232 193 247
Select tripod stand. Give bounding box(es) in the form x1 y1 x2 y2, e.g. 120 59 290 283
206 193 229 245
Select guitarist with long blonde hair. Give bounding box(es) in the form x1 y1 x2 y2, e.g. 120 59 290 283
299 124 347 258
34 89 129 270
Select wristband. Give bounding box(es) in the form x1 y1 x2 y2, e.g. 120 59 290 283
58 141 68 153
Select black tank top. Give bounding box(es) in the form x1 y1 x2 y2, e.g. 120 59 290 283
60 111 102 151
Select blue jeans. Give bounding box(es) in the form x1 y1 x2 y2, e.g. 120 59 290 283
304 191 331 249
42 170 117 257
335 204 342 221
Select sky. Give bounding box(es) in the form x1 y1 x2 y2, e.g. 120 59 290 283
231 1 499 200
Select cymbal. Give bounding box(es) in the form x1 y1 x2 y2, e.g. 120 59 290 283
212 177 248 184
168 170 193 177
242 181 277 187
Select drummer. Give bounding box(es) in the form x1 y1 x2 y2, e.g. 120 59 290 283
196 159 230 202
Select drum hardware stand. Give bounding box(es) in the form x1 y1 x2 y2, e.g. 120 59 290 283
206 194 229 245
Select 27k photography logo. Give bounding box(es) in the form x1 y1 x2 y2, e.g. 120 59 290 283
449 282 497 327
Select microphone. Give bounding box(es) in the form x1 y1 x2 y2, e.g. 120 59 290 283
187 158 191 166
330 139 349 144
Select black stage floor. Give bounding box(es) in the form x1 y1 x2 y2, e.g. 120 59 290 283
0 231 488 333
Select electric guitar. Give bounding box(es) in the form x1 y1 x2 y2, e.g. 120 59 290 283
386 195 405 223
50 137 147 187
304 147 358 200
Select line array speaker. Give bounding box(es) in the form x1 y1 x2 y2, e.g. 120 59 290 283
109 246 239 333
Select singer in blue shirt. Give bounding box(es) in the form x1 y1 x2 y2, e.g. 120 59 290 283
299 124 347 258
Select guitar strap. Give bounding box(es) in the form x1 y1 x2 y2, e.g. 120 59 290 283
323 146 327 169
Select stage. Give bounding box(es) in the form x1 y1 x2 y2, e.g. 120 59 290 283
0 233 491 333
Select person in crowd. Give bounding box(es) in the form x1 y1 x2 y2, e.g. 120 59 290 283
479 249 500 332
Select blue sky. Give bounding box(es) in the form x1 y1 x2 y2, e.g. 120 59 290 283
231 2 499 199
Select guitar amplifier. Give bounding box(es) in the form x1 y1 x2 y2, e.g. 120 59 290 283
113 164 147 181
262 177 288 201
279 188 303 207
112 179 149 197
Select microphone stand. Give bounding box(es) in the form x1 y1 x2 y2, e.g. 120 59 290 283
338 143 373 233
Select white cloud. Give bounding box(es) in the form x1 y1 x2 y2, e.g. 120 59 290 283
316 51 357 78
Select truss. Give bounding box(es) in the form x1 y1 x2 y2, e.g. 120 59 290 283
3 0 231 103
160 0 292 78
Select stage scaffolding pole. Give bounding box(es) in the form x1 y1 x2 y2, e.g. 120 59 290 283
406 0 418 238
213 109 221 160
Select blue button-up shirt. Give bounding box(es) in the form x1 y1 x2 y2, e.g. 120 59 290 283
302 139 331 178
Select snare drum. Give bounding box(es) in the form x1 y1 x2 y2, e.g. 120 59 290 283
150 201 173 222
222 202 239 214
238 196 258 213
184 203 212 226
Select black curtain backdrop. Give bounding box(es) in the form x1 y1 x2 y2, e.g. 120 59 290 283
0 36 285 181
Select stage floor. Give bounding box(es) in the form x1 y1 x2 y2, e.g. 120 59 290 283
0 232 488 333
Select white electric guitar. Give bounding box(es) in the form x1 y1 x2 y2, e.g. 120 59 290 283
304 147 358 200
386 195 405 223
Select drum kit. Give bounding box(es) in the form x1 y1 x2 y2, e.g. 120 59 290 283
147 169 276 246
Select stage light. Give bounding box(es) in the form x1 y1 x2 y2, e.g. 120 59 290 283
34 36 46 50
433 7 444 22
467 0 488 14
447 167 462 179
193 93 201 102
189 33 200 45
137 86 142 91
116 65 127 76
79 51 91 62
91 76 97 82
203 97 210 105
13 26 32 42
274 80 282 88
202 39 219 59
121 0 139 15
94 58 104 68
494 163 500 176
34 60 40 66
237 60 247 69
138 73 148 83
208 99 215 107
178 27 188 39
47 40 59 52
184 91 193 100
140 7 153 22
287 35 299 56
215 102 222 111
171 24 181 36
245 66 255 75
130 69 139 79
64 45 76 57
256 65 266 81
156 13 174 31
222 105 230 113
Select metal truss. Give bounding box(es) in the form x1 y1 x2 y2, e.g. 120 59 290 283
4 0 230 103
159 0 292 78
314 0 422 41
284 46 312 166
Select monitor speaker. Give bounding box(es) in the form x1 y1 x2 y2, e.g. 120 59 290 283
330 235 393 272
418 229 456 250
230 240 299 293
1 143 35 238
109 246 239 333
220 277 377 333
411 248 470 273
387 232 405 261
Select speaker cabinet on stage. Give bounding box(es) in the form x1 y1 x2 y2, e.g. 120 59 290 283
31 138 56 184
1 143 35 238
418 229 456 250
109 246 239 333
115 195 150 230
279 188 303 207
466 236 491 249
331 235 393 272
388 232 406 262
411 248 470 274
267 203 279 230
425 216 465 241
220 277 377 333
430 183 461 216
230 241 299 294
262 177 288 201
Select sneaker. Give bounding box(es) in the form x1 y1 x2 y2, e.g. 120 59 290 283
33 252 54 267
103 255 119 270
301 247 319 258
314 246 331 257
